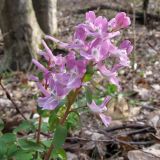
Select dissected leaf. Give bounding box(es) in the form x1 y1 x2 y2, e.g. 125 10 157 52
14 150 33 160
53 125 67 149
0 133 16 157
0 133 16 144
84 73 92 82
37 72 43 81
42 140 52 148
52 148 67 160
14 120 35 133
37 107 50 117
66 112 80 129
106 83 117 95
85 86 92 104
18 139 44 152
49 112 59 131
7 144 18 157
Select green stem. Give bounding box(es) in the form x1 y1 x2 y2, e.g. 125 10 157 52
37 116 42 143
44 87 81 160
44 142 54 160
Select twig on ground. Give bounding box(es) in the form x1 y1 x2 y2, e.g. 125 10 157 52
117 127 155 136
105 123 151 132
116 138 154 146
0 77 27 120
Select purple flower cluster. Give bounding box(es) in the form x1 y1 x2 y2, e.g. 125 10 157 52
32 11 132 127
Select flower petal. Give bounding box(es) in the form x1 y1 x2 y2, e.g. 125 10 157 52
99 113 111 127
38 96 59 110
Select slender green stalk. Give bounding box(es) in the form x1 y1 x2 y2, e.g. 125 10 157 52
37 115 42 143
44 87 81 160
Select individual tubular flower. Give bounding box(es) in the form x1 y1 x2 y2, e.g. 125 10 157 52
119 40 133 55
97 63 120 90
41 40 57 62
85 11 108 37
115 12 131 28
109 12 131 31
32 59 48 73
87 96 111 127
80 38 110 62
38 95 60 110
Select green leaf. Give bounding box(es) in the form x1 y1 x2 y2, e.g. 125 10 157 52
37 107 50 117
49 112 59 131
14 120 35 133
7 144 18 157
40 122 49 133
0 119 4 131
57 99 66 108
0 133 16 157
66 112 80 129
85 86 92 104
14 150 33 160
53 125 67 149
52 148 67 160
18 139 44 152
84 73 92 82
106 83 117 95
0 133 16 144
42 140 52 148
94 98 103 105
86 64 94 74
0 140 7 157
37 72 43 81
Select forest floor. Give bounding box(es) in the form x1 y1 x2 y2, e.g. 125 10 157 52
0 0 160 159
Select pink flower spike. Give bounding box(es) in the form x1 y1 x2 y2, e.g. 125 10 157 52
32 59 48 73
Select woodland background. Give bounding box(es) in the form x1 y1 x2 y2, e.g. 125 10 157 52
0 0 160 159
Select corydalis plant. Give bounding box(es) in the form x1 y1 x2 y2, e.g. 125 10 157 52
32 11 133 127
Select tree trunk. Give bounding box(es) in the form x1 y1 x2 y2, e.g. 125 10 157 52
0 0 43 71
143 0 149 24
32 0 57 35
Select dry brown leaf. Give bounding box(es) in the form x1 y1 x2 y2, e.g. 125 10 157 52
67 152 78 160
147 110 160 129
106 94 130 120
82 141 95 151
128 150 160 160
117 135 134 152
143 144 160 158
